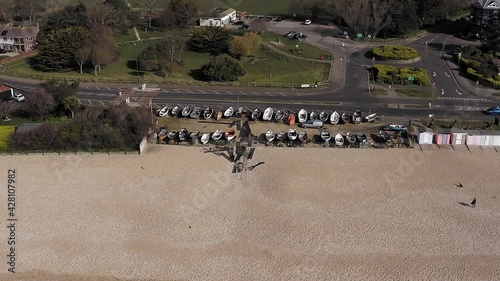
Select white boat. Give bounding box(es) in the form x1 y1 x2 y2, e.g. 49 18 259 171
276 132 287 141
200 133 210 144
224 107 234 118
179 128 189 141
182 106 192 117
203 107 214 120
236 107 245 117
310 111 318 120
321 131 331 142
158 106 170 117
251 108 262 120
330 111 340 125
364 113 377 122
298 131 308 142
298 109 308 123
352 110 361 124
190 107 202 119
275 110 285 122
386 124 407 131
334 133 344 146
171 105 182 117
189 130 200 139
287 129 298 140
168 130 178 140
225 129 236 141
265 130 275 142
212 130 223 140
319 111 329 122
262 107 274 121
158 128 169 141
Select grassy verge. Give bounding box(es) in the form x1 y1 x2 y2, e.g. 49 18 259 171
421 119 500 130
374 64 431 86
260 32 330 60
371 88 388 96
5 43 329 87
0 126 15 151
396 88 433 97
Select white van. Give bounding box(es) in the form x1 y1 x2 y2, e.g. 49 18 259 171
301 120 323 128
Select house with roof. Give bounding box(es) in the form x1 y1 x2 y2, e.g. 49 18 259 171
0 25 39 53
470 0 500 23
198 8 237 27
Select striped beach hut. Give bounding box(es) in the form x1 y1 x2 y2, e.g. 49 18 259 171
435 128 451 145
450 128 467 145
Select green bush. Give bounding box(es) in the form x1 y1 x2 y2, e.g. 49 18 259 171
374 64 431 85
467 67 500 88
372 45 419 60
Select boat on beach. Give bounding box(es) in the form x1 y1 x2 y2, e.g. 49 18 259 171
310 111 318 120
346 132 356 145
321 131 332 142
275 110 285 122
251 108 262 120
212 130 223 140
379 130 391 141
158 106 170 117
158 128 169 141
287 129 298 140
203 107 214 120
263 107 274 121
200 133 210 144
298 109 308 123
216 111 223 121
341 112 350 123
224 107 235 118
181 106 192 117
171 105 182 117
288 114 296 126
330 111 340 125
236 107 245 117
168 130 178 140
352 110 362 124
190 107 202 119
298 131 308 142
364 113 377 122
277 132 287 141
225 129 236 141
189 130 200 139
356 132 367 144
179 128 189 141
386 124 407 131
265 130 275 142
334 133 344 146
319 111 329 122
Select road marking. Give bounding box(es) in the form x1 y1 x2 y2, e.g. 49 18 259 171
237 91 247 95
86 100 92 105
441 89 445 95
455 89 462 95
106 87 111 90
117 87 123 91
78 99 82 105
198 90 207 94
467 107 471 110
476 107 480 111
85 86 89 90
279 93 286 96
433 72 436 77
213 91 220 94
445 72 450 77
154 103 160 108
252 92 260 96
173 89 180 93
162 89 168 92
96 87 100 90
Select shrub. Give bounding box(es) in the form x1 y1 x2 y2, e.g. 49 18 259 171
374 64 431 85
0 126 15 151
201 54 246 82
372 45 419 60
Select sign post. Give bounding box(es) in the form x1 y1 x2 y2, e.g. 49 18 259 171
408 75 415 94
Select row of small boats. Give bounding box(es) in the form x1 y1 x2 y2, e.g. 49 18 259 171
158 128 237 143
157 105 377 124
264 129 368 146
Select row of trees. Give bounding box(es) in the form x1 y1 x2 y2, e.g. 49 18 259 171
290 0 470 37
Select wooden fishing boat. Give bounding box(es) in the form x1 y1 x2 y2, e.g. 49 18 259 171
212 130 223 140
224 107 234 118
298 131 308 142
179 128 189 141
203 107 214 120
386 124 407 131
216 111 223 121
341 112 351 123
168 130 178 140
200 133 210 144
330 111 340 125
274 110 285 122
251 108 262 120
319 111 329 122
262 107 274 121
158 128 169 141
225 129 236 141
189 130 200 139
334 133 344 146
190 107 202 119
321 131 332 142
265 130 275 142
276 131 287 141
298 109 308 123
288 114 296 126
364 113 377 122
181 106 192 117
287 129 298 140
352 110 362 124
158 106 170 117
310 111 318 120
171 105 182 117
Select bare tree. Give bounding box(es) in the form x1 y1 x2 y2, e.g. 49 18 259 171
75 45 91 74
43 0 67 13
22 87 56 119
14 0 45 21
0 101 19 120
87 3 118 30
168 0 199 27
89 27 118 76
334 0 394 38
369 0 394 37
162 35 186 63
0 0 14 23
136 0 161 27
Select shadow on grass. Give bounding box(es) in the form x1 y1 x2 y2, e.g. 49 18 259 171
188 69 204 81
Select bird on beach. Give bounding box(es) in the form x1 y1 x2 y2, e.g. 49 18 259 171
456 183 463 188
141 167 145 170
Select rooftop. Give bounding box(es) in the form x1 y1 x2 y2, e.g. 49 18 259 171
0 26 39 38
201 8 236 19
470 0 500 9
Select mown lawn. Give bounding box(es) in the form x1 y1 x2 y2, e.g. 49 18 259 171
6 42 329 86
260 32 330 60
0 125 15 151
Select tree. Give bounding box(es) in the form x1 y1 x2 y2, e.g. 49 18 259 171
14 0 45 21
0 0 14 23
229 32 262 58
0 102 19 120
158 59 176 78
167 0 199 27
63 95 80 119
289 0 326 22
416 0 442 26
104 0 136 32
136 0 160 27
75 45 91 74
39 79 79 109
380 0 418 37
43 0 67 14
200 54 246 82
22 87 56 119
87 3 118 30
42 2 88 33
88 26 119 75
251 20 266 34
34 26 91 71
187 26 230 55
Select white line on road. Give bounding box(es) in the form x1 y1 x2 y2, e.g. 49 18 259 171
86 100 92 105
459 106 463 110
213 91 220 94
162 89 168 92
85 86 89 89
198 90 206 94
476 107 480 111
78 99 82 105
445 72 450 77
106 87 111 90
265 92 273 96
433 72 436 77
173 89 180 93
154 103 160 108
237 91 247 95
455 89 462 95
252 92 260 96
96 87 100 90
279 93 286 96
441 89 445 95
467 107 471 110
117 88 123 91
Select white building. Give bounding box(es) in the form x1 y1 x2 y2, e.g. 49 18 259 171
417 127 434 144
199 8 237 27
0 25 39 52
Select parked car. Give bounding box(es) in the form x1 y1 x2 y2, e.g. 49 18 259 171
301 120 323 128
304 20 311 25
284 31 297 37
13 93 25 102
485 106 500 115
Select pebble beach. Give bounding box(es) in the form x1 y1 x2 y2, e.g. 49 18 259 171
1 145 499 281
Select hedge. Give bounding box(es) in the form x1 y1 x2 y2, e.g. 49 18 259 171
372 45 419 60
374 64 431 85
466 68 500 88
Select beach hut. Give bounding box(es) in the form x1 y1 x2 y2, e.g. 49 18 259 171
466 130 483 146
435 128 451 145
418 127 434 144
480 131 500 146
450 128 467 145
